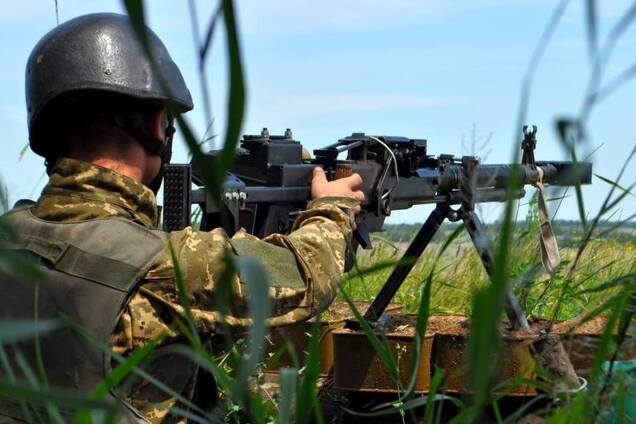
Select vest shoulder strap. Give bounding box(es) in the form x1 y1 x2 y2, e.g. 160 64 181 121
2 208 167 292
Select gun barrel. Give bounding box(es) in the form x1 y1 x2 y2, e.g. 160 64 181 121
536 161 593 186
387 161 592 212
477 162 592 187
437 161 592 191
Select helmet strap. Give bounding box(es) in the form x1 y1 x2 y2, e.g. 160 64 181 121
112 113 175 194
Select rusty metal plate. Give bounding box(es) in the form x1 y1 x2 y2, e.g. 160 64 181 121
434 335 536 396
332 314 636 396
265 301 403 375
332 314 434 393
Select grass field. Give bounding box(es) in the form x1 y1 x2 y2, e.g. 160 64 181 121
344 221 636 321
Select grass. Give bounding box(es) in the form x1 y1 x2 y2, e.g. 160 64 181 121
346 221 636 321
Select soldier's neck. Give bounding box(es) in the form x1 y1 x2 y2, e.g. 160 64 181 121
91 158 143 183
68 131 161 186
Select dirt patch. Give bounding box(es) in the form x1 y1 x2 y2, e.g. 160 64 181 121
313 301 403 323
335 314 470 337
338 313 613 339
552 316 608 334
380 314 471 336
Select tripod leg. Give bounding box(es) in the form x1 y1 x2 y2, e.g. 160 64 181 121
363 205 449 323
463 211 531 332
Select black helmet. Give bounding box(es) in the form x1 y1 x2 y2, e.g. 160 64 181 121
26 12 193 159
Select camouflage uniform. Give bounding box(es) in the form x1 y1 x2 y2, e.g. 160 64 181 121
30 158 356 422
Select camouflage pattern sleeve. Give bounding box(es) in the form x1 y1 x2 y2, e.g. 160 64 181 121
130 196 358 337
265 196 359 323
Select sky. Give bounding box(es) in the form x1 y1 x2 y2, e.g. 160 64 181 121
0 0 635 224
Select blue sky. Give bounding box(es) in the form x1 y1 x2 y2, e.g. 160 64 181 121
1 1 635 224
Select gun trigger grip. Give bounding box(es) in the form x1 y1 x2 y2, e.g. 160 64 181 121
354 222 373 249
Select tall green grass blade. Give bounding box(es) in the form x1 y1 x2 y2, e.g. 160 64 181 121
0 381 117 415
570 149 588 229
491 399 503 424
516 0 570 135
344 258 415 284
248 392 267 424
311 391 325 424
121 0 226 201
594 174 636 198
200 4 223 65
544 391 586 423
212 252 236 320
0 178 9 214
403 225 463 397
0 346 35 422
404 271 432 396
575 297 623 421
277 367 297 424
0 320 59 344
295 317 322 424
154 339 232 392
92 334 165 398
425 368 445 424
31 284 49 394
602 181 636 213
216 0 245 182
60 315 210 418
232 256 271 410
463 5 576 403
0 249 45 282
584 0 598 64
468 285 503 415
339 288 400 382
345 394 457 418
187 0 222 137
578 272 636 295
551 146 635 320
583 0 636 113
595 59 636 104
501 395 548 424
168 241 200 344
14 351 65 423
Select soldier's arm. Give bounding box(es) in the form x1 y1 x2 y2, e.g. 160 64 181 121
119 168 363 343
232 196 359 326
129 196 357 336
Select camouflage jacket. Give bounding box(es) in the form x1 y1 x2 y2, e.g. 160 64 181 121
31 158 357 422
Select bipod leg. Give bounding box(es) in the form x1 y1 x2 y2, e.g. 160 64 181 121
362 204 450 323
463 211 531 332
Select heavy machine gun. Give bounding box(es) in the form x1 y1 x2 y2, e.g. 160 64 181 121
163 126 592 331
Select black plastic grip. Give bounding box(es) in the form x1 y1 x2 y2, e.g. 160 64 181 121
162 164 192 232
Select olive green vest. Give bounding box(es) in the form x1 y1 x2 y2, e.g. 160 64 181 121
0 207 167 422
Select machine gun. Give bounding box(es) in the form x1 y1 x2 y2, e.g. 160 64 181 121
163 126 592 331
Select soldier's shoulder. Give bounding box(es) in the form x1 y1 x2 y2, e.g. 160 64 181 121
146 226 232 279
166 226 231 246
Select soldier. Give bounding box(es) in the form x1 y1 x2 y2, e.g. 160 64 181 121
0 13 364 423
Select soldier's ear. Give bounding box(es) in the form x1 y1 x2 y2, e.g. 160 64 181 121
144 107 168 141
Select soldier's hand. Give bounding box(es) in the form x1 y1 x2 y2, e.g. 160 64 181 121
310 167 365 204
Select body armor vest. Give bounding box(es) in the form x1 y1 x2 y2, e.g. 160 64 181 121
0 207 167 421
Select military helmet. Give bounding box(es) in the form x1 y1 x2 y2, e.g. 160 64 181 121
26 12 193 159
